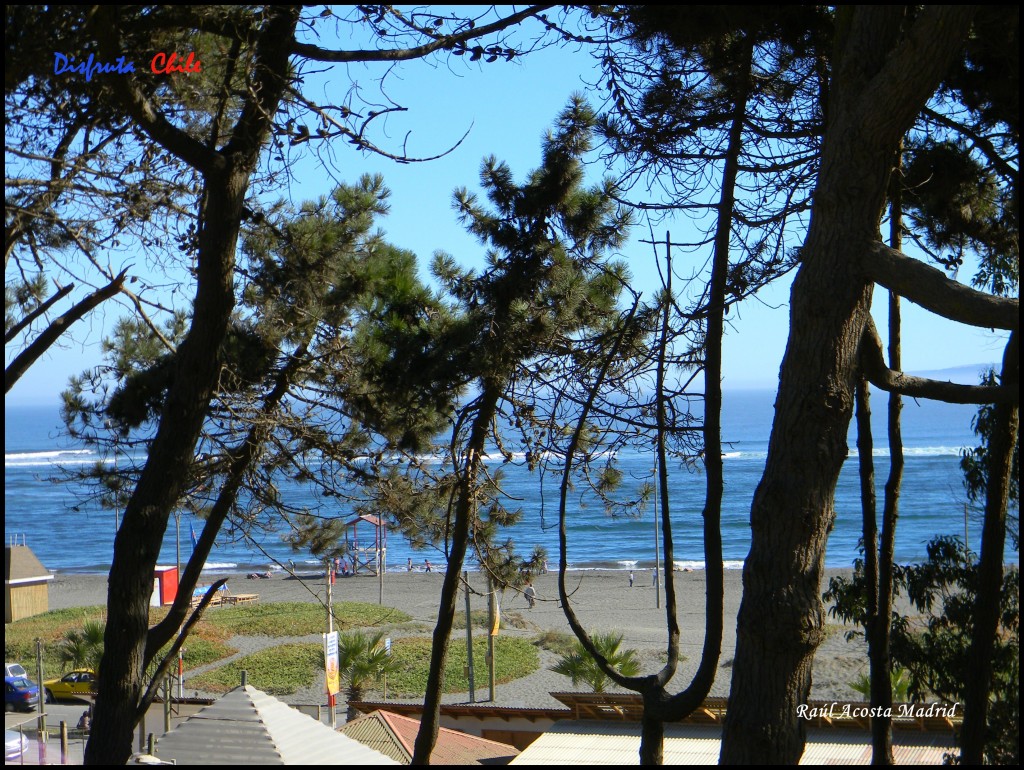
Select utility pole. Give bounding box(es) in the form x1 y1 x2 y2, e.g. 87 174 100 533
106 420 120 534
35 639 46 764
174 510 181 581
326 559 337 728
378 542 384 605
464 571 475 703
164 677 171 733
487 577 496 702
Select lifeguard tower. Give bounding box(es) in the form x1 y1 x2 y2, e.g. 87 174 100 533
343 514 386 575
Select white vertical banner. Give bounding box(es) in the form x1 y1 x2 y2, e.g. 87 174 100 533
324 630 339 695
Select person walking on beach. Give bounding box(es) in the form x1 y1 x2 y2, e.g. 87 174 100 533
424 559 432 573
524 581 537 609
652 568 658 587
629 570 634 588
407 557 414 572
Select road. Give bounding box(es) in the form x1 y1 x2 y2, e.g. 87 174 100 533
5 698 205 765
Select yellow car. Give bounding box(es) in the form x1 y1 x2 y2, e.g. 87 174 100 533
43 670 96 703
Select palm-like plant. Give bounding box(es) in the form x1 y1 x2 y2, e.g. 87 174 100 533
57 620 105 673
849 666 912 702
550 631 641 693
337 631 397 721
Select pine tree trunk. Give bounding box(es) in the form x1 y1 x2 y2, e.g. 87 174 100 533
639 711 665 766
83 9 299 761
85 168 248 765
411 384 502 765
960 332 1018 763
871 194 905 764
720 8 976 763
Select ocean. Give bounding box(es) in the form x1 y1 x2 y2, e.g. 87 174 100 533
4 391 1016 575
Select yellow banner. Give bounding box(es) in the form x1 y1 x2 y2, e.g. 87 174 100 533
324 631 340 695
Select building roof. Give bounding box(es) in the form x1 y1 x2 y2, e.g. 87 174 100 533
5 545 52 582
345 514 384 527
548 693 960 732
350 699 572 724
153 684 398 765
508 721 956 765
340 709 519 765
357 694 958 734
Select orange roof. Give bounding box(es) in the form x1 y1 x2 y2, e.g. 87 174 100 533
341 709 519 765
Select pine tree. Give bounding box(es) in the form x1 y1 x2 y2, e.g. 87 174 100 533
409 97 634 763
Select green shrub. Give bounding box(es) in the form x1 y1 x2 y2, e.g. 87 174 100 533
533 630 576 657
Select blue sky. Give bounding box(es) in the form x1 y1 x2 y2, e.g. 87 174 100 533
5 16 1007 406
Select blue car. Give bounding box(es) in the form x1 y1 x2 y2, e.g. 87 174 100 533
5 675 39 712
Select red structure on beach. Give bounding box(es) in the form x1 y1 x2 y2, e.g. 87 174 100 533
343 515 387 576
152 565 179 606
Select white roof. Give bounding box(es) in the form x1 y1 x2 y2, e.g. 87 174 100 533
153 684 398 765
509 721 955 765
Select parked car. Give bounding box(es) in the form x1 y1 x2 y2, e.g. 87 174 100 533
4 663 27 678
43 669 96 702
5 730 29 762
4 675 38 712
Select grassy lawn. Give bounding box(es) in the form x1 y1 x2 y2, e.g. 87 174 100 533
196 600 410 637
7 603 541 702
5 606 109 672
387 636 539 697
5 599 410 677
187 643 324 696
186 634 541 699
5 605 236 676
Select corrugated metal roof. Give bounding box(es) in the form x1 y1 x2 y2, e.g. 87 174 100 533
153 685 398 765
338 712 409 764
340 709 520 765
509 722 955 765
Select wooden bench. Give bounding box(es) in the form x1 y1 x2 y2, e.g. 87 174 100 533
222 593 259 606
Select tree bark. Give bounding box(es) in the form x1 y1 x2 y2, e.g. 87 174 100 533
84 166 249 768
860 317 1018 405
5 271 126 393
640 709 666 766
411 385 501 765
720 7 977 763
83 8 299 765
870 176 905 766
960 331 1018 764
554 37 750 758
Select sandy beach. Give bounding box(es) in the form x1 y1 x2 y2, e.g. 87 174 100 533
47 567 870 711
